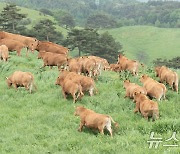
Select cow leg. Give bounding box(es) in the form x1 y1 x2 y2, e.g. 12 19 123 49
106 126 113 137
78 121 84 132
17 50 21 56
72 93 76 103
62 90 67 99
99 127 104 135
13 84 18 90
40 63 46 69
89 87 94 96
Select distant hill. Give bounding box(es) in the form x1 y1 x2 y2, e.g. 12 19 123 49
103 26 180 64
0 2 68 36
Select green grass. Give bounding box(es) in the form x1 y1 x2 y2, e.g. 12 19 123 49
0 50 179 153
103 26 180 64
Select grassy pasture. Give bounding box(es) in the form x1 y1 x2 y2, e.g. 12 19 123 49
103 26 180 64
0 50 179 153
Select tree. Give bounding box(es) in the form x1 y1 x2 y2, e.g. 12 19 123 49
60 13 75 29
86 13 117 29
153 57 180 69
39 8 53 16
0 4 27 33
64 28 122 62
30 19 63 43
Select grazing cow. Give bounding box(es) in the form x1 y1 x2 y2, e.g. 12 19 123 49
118 54 139 75
67 58 81 74
67 75 98 96
36 41 68 55
0 31 38 54
38 51 68 70
55 71 98 96
6 71 37 93
0 45 9 61
140 74 166 101
133 92 159 121
110 64 122 72
74 106 118 137
78 57 99 79
123 80 147 99
61 79 84 103
88 56 110 72
0 38 27 56
155 66 178 93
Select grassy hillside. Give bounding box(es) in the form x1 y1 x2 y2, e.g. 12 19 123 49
0 50 179 153
0 2 68 36
105 26 180 64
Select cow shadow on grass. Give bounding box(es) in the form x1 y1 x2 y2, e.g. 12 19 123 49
79 125 119 137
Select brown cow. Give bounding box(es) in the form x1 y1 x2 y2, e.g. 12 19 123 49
74 106 118 137
0 31 38 54
110 64 122 72
36 41 68 55
0 45 9 61
6 71 37 93
140 74 166 101
61 79 84 103
38 51 68 70
123 80 147 99
0 38 26 56
55 71 98 96
118 54 139 75
67 75 98 96
88 56 110 72
133 92 159 121
155 66 178 93
67 58 81 74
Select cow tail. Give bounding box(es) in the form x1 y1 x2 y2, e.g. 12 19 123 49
173 72 179 93
109 116 119 128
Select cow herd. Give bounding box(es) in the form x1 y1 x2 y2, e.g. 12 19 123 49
0 31 179 137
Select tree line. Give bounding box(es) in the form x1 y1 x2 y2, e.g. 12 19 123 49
0 0 180 28
0 4 122 63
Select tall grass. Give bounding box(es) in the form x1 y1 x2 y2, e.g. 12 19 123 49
0 49 179 153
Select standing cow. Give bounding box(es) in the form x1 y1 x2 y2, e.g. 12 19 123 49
155 66 178 93
0 38 26 56
0 31 38 56
74 106 118 137
6 71 37 93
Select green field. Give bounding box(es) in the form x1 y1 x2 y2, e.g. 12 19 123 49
105 26 180 64
0 50 179 153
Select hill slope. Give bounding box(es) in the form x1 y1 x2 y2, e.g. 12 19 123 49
0 2 68 36
0 51 179 153
105 26 180 64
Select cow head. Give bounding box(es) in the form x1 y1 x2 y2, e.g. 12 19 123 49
74 106 85 116
123 79 130 88
155 66 161 77
140 74 148 83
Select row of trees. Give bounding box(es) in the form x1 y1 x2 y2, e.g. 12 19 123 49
1 0 180 28
0 4 122 62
